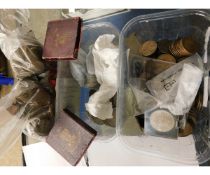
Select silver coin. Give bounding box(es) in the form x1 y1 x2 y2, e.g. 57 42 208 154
150 110 175 132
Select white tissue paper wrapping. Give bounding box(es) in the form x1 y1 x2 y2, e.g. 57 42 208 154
85 34 119 120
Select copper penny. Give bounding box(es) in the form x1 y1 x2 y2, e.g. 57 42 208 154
141 40 157 57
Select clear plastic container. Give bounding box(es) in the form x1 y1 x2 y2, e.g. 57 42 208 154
56 22 119 141
117 10 210 164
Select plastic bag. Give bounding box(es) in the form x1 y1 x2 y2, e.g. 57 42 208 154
0 10 55 155
22 85 55 138
161 63 203 115
0 9 30 31
0 78 55 156
0 9 45 80
131 86 157 115
146 53 203 104
127 53 159 115
0 79 39 157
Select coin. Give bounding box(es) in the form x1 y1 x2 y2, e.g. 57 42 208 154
179 121 193 137
150 110 175 132
182 37 197 54
125 33 141 55
169 37 197 58
157 54 176 63
157 39 171 54
140 40 157 57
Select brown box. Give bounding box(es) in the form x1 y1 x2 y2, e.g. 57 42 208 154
46 108 97 166
42 18 82 60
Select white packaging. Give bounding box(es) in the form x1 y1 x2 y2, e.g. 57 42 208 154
162 63 203 115
146 53 203 104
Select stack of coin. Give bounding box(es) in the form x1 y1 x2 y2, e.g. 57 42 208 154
157 54 176 63
140 40 158 57
169 37 197 58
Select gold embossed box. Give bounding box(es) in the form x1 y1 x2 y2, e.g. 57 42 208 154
42 18 82 60
46 109 96 166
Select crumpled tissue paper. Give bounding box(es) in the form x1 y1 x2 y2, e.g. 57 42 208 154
85 34 119 120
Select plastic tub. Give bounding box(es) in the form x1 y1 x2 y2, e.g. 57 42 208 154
117 10 210 164
56 22 119 141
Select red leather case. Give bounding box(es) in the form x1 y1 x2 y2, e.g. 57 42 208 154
46 108 97 166
43 17 82 60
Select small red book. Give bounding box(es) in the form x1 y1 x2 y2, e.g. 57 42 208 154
42 18 82 60
46 108 97 166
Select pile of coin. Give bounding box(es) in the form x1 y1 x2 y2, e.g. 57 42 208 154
138 36 198 63
126 33 201 138
169 37 197 58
